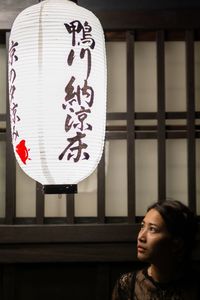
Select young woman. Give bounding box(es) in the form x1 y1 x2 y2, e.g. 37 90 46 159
112 200 199 299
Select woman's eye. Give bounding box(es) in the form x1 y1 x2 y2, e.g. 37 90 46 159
149 226 157 233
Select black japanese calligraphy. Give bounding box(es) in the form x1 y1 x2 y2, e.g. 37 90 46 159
9 40 31 164
9 40 20 142
59 20 96 162
64 20 95 49
9 41 19 65
59 132 89 162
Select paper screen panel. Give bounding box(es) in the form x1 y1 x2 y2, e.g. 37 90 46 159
0 142 5 217
165 42 186 112
44 194 66 217
0 44 6 114
135 42 157 112
135 140 158 216
195 42 200 111
105 140 127 217
75 170 97 217
106 41 126 112
166 139 188 205
16 163 36 217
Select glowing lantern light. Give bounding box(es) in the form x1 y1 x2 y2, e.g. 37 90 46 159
8 0 107 187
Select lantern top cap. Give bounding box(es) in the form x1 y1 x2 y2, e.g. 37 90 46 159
41 0 77 4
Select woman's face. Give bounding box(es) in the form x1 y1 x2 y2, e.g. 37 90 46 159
137 208 173 264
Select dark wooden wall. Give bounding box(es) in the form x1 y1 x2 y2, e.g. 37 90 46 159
1 1 200 299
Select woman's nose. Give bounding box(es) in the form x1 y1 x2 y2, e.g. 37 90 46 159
138 228 147 242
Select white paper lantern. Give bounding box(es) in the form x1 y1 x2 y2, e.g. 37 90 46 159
8 0 107 186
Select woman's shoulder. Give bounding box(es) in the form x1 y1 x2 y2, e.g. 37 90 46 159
118 272 135 284
112 271 137 300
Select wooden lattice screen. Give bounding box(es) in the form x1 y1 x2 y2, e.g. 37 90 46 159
0 6 199 263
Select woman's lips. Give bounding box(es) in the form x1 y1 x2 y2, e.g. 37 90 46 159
137 244 146 253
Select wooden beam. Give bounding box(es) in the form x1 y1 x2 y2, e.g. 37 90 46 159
0 224 139 244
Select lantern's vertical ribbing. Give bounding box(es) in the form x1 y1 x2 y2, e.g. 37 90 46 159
8 0 107 186
38 1 55 183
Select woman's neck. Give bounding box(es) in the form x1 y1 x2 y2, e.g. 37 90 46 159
148 263 183 283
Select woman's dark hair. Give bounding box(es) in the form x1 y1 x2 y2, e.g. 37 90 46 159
147 200 198 259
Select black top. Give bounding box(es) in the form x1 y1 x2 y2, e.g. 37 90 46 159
112 267 200 300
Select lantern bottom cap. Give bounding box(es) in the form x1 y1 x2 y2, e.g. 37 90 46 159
42 184 77 194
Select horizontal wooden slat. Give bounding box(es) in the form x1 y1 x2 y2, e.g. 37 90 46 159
8 216 133 225
0 224 139 244
0 242 137 263
106 125 200 132
96 9 200 30
105 30 200 42
107 111 200 120
2 8 200 32
0 238 199 263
